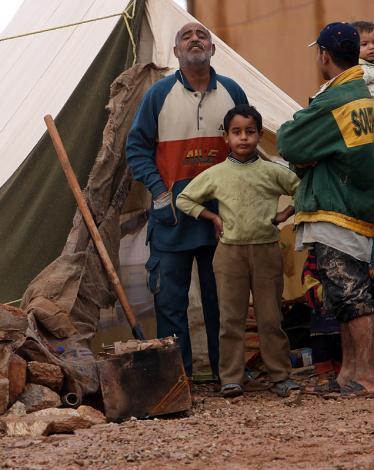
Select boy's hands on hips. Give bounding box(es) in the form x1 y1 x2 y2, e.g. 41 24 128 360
272 205 295 226
199 209 224 240
211 214 224 240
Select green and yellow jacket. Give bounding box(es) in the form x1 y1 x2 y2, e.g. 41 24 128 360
277 66 374 237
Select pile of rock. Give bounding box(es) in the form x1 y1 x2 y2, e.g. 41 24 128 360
0 304 105 436
1 304 28 414
1 403 105 437
10 360 64 412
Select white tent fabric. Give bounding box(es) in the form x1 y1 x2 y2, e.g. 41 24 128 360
0 0 301 190
0 0 129 188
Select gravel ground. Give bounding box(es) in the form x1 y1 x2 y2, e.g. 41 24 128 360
0 382 373 470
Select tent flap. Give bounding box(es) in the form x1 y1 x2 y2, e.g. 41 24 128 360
0 1 145 303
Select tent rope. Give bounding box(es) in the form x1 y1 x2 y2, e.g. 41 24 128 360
122 0 137 66
4 298 22 306
0 0 138 65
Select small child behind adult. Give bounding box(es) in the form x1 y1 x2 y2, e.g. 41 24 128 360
177 104 300 398
351 21 374 95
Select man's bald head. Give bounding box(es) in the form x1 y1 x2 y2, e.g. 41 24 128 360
173 22 215 69
175 22 212 46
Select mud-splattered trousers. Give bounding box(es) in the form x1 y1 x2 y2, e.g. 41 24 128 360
314 243 374 323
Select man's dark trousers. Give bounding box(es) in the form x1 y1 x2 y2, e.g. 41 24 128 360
146 245 220 377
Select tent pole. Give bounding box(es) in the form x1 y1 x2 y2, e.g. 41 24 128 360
44 114 145 341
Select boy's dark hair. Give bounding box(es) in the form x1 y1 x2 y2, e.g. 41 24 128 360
351 21 374 34
223 104 262 133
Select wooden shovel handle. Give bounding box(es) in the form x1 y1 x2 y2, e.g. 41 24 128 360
44 115 143 337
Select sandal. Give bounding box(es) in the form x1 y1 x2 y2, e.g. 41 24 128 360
221 383 243 398
305 377 341 396
271 379 300 397
324 380 374 399
340 380 374 398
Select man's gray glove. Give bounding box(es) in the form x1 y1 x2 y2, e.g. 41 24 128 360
153 191 177 226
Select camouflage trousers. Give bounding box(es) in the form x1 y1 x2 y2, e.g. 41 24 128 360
314 242 374 323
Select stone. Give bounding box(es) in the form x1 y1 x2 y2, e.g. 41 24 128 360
19 383 62 412
0 376 9 414
0 417 51 437
284 390 303 407
7 401 27 416
0 306 27 377
32 407 105 433
0 304 27 331
8 354 27 404
27 361 64 392
231 396 244 404
76 405 106 426
0 406 106 437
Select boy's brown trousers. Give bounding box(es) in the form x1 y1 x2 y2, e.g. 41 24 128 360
213 241 291 385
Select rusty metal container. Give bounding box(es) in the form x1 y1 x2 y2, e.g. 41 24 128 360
97 343 191 421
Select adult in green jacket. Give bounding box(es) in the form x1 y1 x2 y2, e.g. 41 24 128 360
278 23 374 396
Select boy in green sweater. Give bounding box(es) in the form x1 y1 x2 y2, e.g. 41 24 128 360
177 104 300 398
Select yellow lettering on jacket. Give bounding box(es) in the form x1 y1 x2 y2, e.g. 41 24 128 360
185 149 219 159
332 98 374 148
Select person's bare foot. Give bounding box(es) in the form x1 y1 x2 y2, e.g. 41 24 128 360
336 374 352 388
337 324 356 388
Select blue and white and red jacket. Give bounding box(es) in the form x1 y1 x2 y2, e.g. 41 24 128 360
126 67 248 252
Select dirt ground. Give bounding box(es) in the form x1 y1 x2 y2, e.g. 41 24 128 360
0 380 373 470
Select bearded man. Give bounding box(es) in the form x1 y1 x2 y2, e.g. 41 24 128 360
126 23 248 378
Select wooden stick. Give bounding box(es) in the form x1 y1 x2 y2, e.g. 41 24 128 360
44 114 145 340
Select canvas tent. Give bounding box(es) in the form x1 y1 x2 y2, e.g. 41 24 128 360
0 0 302 309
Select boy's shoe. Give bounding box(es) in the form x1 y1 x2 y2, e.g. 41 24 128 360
221 383 243 398
271 379 300 397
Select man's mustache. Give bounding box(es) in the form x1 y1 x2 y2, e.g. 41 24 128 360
188 42 205 51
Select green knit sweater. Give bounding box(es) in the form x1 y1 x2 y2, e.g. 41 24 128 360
176 157 299 245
